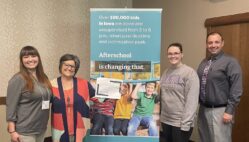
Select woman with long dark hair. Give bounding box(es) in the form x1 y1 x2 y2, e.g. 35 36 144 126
6 46 52 142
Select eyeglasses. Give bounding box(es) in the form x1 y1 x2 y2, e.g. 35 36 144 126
63 63 76 70
167 52 181 56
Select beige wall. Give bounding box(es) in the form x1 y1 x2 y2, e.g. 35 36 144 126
133 0 249 141
135 0 249 71
0 0 132 141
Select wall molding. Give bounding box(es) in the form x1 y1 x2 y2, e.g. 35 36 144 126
44 136 52 142
0 97 6 105
205 12 249 27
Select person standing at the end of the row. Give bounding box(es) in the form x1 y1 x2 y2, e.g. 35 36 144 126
6 46 52 142
160 43 200 142
197 32 243 142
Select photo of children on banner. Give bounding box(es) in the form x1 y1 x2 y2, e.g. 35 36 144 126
127 81 160 136
90 77 160 136
113 82 133 136
90 97 115 135
90 77 130 135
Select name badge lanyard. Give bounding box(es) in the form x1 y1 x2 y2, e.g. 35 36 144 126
35 80 50 110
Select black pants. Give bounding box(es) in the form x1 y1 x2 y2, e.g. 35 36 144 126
161 123 193 142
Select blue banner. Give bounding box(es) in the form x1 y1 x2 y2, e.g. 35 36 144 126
90 8 162 83
89 8 162 139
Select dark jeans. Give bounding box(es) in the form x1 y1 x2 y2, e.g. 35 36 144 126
161 123 193 142
113 119 129 135
90 113 114 135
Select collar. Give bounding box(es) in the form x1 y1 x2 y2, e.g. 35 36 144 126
207 51 224 61
144 93 154 99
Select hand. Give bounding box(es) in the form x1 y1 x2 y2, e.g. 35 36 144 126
10 132 20 142
223 113 233 123
136 82 142 88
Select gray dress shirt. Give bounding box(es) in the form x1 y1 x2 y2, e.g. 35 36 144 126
197 51 243 114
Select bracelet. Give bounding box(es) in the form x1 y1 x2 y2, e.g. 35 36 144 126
9 131 16 134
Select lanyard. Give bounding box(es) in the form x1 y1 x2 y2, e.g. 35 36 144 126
33 79 50 101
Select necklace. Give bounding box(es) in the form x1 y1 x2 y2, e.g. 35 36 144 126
65 89 73 113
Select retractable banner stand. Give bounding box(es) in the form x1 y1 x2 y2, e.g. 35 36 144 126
88 8 162 142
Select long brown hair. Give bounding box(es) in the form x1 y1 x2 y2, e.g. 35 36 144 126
19 46 52 91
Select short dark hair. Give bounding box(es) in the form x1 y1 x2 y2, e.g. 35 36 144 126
59 54 80 76
145 81 157 88
206 32 224 42
167 42 183 53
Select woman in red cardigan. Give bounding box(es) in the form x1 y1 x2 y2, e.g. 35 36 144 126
51 54 95 142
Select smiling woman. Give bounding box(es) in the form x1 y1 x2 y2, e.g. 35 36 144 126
22 54 39 71
6 46 52 142
160 43 200 142
167 43 183 66
50 54 95 142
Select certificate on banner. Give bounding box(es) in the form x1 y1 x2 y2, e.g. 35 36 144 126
95 77 122 99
